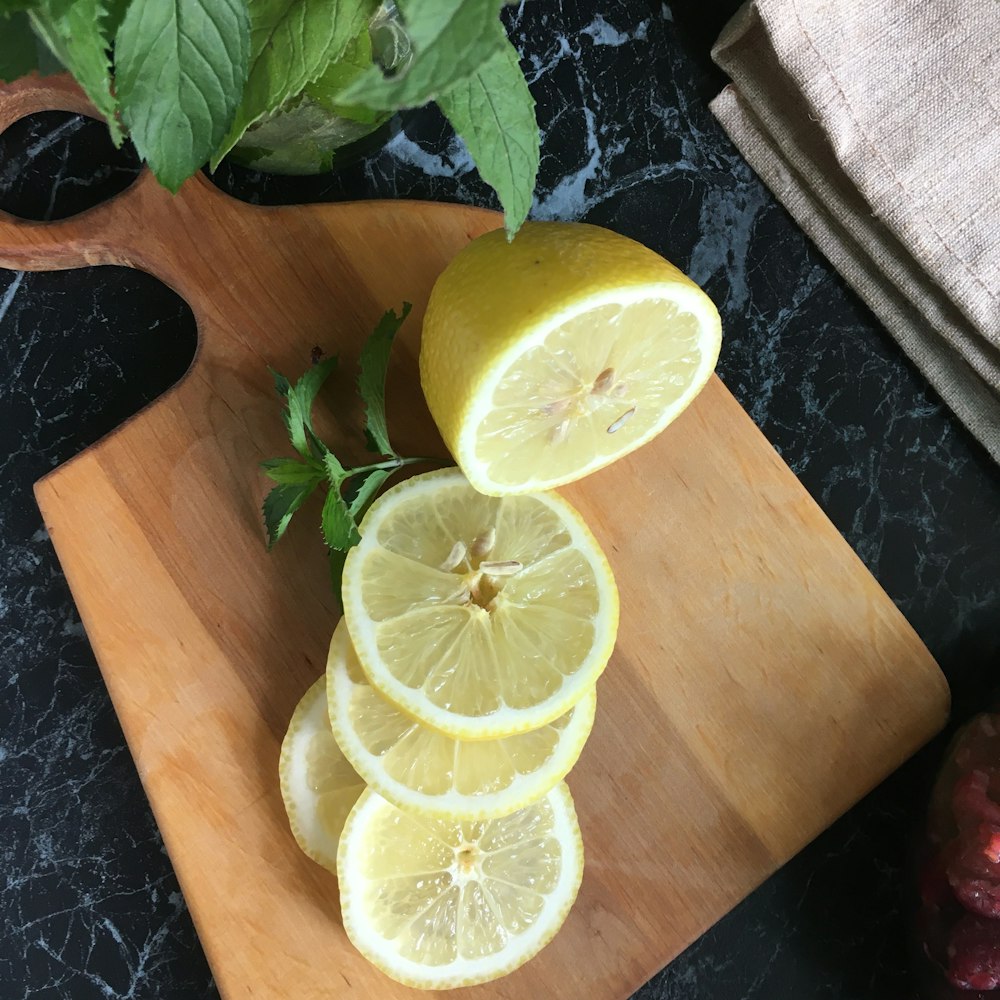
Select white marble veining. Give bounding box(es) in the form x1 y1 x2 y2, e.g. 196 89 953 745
1 2 999 998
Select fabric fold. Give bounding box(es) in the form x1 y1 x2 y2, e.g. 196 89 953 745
710 0 1000 461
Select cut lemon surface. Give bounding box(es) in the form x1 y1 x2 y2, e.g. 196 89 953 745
342 468 618 740
279 675 365 873
338 782 583 989
326 619 597 820
420 221 722 495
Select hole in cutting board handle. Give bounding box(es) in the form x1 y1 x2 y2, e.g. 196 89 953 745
0 111 142 223
0 265 196 472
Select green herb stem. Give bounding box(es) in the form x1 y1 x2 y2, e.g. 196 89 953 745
350 455 440 476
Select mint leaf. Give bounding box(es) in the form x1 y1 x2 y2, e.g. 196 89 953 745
294 354 339 418
102 0 132 39
279 355 337 458
348 468 389 519
322 466 389 575
212 0 378 169
0 11 39 82
30 0 121 142
263 480 317 549
270 367 291 397
321 485 360 550
323 450 349 487
115 0 250 192
437 34 538 238
260 457 323 486
303 424 329 461
338 0 507 111
358 303 411 457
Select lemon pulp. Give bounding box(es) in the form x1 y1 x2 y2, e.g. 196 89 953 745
338 782 583 988
473 294 710 489
342 468 618 740
327 619 597 818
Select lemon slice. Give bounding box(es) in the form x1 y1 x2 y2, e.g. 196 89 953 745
279 676 365 873
326 619 597 820
338 782 583 989
420 221 722 495
342 468 618 740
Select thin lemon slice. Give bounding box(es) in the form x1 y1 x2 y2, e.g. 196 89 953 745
326 619 597 820
338 782 583 989
342 468 618 740
279 675 365 873
420 221 722 495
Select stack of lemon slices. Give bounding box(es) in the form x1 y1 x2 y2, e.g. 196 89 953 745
278 223 722 990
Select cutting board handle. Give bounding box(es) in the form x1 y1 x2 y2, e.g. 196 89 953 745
0 73 245 289
1 73 141 269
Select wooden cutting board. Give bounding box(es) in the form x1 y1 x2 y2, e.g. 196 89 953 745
0 75 949 1000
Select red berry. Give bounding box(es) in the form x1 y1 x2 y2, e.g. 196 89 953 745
951 878 1000 922
947 822 1000 919
953 771 1000 831
947 913 1000 991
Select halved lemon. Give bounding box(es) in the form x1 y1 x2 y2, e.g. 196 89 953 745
326 619 597 819
420 221 722 495
279 675 365 873
338 782 583 989
342 468 618 740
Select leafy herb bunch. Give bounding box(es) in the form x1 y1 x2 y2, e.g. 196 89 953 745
263 304 445 600
0 0 539 235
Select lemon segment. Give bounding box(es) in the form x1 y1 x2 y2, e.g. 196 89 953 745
278 676 366 873
420 221 722 495
326 619 597 819
342 468 619 740
337 783 584 989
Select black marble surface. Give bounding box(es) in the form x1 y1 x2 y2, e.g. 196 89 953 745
1 2 999 998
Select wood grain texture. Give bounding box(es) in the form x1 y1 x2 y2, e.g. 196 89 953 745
1 75 949 1000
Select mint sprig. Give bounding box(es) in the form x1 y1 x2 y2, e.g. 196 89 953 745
1 0 540 237
261 303 441 597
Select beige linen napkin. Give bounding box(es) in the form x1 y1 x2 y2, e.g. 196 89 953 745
710 0 1000 461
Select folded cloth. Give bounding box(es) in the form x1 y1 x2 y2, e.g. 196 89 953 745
710 0 1000 461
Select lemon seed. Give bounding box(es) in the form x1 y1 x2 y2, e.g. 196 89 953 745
440 541 468 572
606 407 636 434
471 528 496 559
479 560 522 576
592 367 615 393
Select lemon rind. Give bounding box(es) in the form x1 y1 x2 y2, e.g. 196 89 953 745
279 676 364 875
